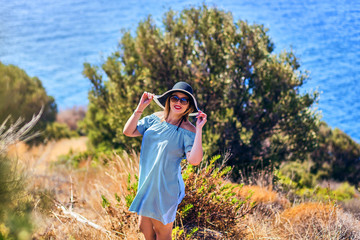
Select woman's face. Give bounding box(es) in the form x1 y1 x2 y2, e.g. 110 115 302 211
169 92 190 115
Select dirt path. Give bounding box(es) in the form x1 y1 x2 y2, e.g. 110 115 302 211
8 136 88 173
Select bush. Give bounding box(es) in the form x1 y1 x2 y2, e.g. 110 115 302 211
101 154 254 239
43 122 79 142
0 62 57 145
0 155 34 240
56 149 103 168
174 155 253 239
331 182 356 202
81 4 319 179
311 122 360 185
0 111 42 239
275 161 357 202
277 161 317 189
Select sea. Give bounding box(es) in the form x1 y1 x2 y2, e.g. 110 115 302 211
0 0 359 142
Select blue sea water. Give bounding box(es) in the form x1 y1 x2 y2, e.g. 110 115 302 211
0 0 359 142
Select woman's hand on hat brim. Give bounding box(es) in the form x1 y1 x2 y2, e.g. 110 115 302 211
137 91 155 112
195 110 207 129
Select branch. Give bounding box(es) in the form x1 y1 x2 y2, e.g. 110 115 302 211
55 203 125 238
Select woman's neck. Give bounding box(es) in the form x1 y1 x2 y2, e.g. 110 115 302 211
166 111 183 125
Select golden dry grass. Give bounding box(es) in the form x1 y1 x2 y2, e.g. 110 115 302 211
235 185 289 207
10 138 143 239
8 137 87 173
8 138 360 240
241 202 360 240
280 202 336 225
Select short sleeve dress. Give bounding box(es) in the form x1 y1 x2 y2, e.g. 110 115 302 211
129 113 196 225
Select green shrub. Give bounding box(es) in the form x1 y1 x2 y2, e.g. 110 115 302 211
43 122 79 142
175 155 253 238
81 4 319 180
311 122 360 185
0 62 57 145
125 173 138 208
0 112 43 239
296 183 356 202
56 149 104 168
331 182 356 201
277 161 317 189
0 155 34 240
275 161 356 202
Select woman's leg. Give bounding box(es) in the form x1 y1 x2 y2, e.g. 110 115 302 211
139 216 156 240
150 218 173 240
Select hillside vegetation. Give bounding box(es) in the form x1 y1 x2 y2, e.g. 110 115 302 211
3 138 359 239
1 3 360 240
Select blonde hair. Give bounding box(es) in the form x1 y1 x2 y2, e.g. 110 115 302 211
162 93 195 125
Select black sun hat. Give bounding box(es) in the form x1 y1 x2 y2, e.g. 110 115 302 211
153 82 200 116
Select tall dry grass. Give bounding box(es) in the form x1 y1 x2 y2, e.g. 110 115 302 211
0 109 43 239
44 151 141 239
241 202 360 239
11 137 141 239
8 136 360 240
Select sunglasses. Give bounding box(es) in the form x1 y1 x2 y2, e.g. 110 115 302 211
170 95 189 105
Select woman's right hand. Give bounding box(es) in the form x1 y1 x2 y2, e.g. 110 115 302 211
136 92 155 112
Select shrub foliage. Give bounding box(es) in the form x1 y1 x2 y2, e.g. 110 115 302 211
0 111 43 239
0 62 57 144
81 4 319 178
311 122 360 185
174 155 253 238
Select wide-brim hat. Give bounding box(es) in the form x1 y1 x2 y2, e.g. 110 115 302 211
153 82 200 116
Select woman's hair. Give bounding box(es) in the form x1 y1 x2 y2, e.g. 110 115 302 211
162 93 195 124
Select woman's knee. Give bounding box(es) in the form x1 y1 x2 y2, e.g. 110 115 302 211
154 229 172 240
152 220 173 239
138 216 153 233
138 221 145 233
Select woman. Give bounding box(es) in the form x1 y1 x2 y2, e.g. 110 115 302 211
123 82 207 240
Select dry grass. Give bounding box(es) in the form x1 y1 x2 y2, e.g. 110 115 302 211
11 138 142 239
8 137 360 240
279 202 360 239
8 136 87 159
341 198 360 220
241 202 360 240
235 185 289 207
280 202 336 225
237 167 360 240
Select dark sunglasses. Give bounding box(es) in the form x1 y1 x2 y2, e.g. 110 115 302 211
170 95 189 105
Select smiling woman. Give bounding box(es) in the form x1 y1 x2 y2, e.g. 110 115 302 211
163 92 194 130
122 81 207 240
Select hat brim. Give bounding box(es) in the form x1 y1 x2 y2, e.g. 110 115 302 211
153 89 200 116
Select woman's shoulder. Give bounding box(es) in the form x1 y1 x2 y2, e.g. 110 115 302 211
153 111 164 119
182 120 196 133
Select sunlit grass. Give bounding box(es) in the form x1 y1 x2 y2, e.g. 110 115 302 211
7 137 360 239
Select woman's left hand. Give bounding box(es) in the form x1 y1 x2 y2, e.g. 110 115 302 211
196 110 207 129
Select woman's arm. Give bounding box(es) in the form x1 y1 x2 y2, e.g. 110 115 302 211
186 111 207 166
123 92 154 137
123 111 143 137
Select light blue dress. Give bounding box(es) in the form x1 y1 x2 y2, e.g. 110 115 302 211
129 113 196 225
